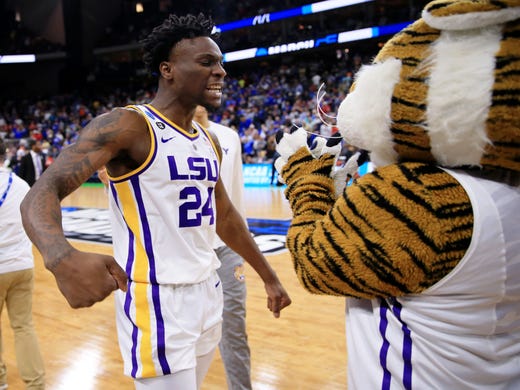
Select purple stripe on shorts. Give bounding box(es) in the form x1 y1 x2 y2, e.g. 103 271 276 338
123 281 139 378
391 299 412 390
110 182 140 377
151 283 170 374
130 177 170 375
379 300 392 390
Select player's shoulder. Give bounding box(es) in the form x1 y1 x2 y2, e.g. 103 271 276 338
113 105 147 121
90 106 148 130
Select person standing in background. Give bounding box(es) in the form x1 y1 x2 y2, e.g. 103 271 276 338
0 138 45 390
194 105 252 390
18 139 45 187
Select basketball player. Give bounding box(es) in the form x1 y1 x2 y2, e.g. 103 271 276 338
194 105 252 389
20 13 291 389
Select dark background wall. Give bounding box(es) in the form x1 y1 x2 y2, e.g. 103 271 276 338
0 0 429 99
1 0 122 97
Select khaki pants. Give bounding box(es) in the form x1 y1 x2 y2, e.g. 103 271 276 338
0 268 45 389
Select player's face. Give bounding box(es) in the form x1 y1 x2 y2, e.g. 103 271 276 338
169 37 226 108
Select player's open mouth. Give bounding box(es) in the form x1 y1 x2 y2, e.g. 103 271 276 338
207 85 222 95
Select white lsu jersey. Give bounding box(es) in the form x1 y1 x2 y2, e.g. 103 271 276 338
107 104 221 285
346 169 520 389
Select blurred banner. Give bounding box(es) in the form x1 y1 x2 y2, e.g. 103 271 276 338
243 163 275 186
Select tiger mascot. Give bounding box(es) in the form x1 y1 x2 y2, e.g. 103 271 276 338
274 0 520 388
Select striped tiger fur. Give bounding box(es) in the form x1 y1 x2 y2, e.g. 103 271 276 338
278 0 518 298
281 147 473 298
338 0 520 185
275 1 520 386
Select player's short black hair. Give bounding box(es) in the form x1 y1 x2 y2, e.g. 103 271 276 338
141 13 218 77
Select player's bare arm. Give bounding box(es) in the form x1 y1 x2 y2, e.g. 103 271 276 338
20 107 146 308
209 129 291 316
214 179 292 317
21 108 142 260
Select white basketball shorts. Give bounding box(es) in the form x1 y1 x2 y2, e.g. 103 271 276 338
115 270 223 379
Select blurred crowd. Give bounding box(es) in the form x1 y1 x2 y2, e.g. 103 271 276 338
0 0 427 157
0 53 369 172
0 0 429 172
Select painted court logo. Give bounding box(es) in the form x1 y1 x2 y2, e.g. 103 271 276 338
62 207 289 254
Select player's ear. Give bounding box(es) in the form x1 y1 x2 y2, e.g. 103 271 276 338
159 61 173 80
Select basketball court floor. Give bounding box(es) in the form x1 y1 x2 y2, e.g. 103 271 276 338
1 183 348 389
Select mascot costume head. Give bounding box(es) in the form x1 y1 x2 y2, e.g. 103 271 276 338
275 0 520 388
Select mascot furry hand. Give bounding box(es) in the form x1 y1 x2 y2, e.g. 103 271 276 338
275 1 520 388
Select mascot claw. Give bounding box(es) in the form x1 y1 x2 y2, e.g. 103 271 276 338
275 128 344 181
274 127 370 197
274 128 310 183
